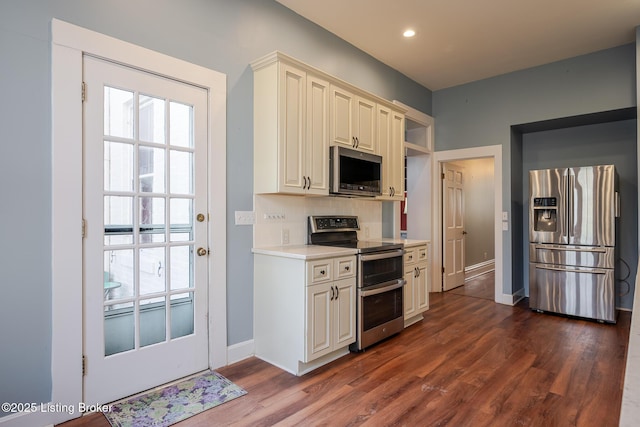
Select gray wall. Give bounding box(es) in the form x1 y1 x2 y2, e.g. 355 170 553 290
0 0 432 412
522 120 638 308
456 158 495 267
433 44 637 298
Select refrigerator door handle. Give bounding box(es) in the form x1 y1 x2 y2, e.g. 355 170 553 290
534 264 608 275
615 191 621 218
568 173 574 238
532 244 606 253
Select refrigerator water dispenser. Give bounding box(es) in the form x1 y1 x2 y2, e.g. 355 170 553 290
532 197 557 232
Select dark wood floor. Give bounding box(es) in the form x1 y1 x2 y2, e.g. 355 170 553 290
447 271 495 300
60 293 631 427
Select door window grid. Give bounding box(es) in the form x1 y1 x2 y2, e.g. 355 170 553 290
102 85 196 354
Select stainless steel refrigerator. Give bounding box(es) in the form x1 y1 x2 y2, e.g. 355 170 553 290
529 165 619 322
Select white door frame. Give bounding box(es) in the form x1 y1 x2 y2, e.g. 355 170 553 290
46 19 226 426
432 145 506 305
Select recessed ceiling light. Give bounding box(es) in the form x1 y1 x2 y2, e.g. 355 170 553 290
403 29 416 38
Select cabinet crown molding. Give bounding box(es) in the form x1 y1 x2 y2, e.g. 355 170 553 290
251 51 406 113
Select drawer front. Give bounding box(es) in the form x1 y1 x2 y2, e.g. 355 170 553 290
529 243 614 269
308 260 332 284
334 256 356 279
404 248 417 265
417 246 427 262
529 262 615 322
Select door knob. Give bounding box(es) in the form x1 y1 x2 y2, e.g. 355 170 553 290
197 247 208 256
196 213 206 222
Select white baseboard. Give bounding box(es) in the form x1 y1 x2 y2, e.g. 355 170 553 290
503 288 526 306
465 259 495 280
226 339 255 365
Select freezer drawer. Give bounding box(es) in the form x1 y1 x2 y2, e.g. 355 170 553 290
529 263 615 323
529 243 614 269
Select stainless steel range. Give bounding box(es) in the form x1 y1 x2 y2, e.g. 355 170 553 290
308 216 405 351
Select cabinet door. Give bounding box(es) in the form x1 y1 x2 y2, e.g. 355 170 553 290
416 264 429 312
354 96 377 153
330 85 353 148
389 111 405 199
306 74 330 195
403 269 416 320
279 63 306 194
306 282 332 361
333 278 356 348
377 104 393 198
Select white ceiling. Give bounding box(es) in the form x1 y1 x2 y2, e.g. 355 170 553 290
276 0 640 90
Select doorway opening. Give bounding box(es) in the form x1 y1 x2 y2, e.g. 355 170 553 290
432 145 506 304
442 158 495 300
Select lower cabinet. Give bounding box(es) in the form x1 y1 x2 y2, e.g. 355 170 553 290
254 253 356 375
403 243 429 327
306 277 356 361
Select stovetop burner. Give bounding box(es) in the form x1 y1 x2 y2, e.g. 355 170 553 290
308 215 403 254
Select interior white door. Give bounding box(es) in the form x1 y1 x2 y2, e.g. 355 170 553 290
83 55 209 405
442 163 466 291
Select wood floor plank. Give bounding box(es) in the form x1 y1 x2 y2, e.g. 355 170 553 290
58 293 631 427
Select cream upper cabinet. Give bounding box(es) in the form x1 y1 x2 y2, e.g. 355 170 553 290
252 51 407 197
252 55 329 195
377 105 404 200
330 85 378 154
305 74 330 194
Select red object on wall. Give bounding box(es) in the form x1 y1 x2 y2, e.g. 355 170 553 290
400 191 407 231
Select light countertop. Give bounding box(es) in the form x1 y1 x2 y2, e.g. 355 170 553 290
381 238 430 247
252 244 357 260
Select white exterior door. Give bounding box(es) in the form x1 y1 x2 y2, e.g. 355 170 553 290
443 163 466 291
83 55 209 404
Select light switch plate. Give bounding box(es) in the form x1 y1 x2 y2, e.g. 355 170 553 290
502 221 509 231
502 211 508 221
235 211 255 225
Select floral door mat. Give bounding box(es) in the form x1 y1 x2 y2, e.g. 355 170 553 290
104 371 247 427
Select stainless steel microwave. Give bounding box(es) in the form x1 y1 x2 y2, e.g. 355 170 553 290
329 146 382 197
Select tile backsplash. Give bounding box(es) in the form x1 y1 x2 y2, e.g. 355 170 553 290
254 194 383 247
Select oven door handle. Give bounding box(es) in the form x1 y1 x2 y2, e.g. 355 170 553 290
360 279 406 297
359 249 405 262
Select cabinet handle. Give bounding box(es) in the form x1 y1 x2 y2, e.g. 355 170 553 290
320 269 325 276
307 176 311 190
355 137 359 148
334 286 339 300
345 265 350 271
330 286 335 300
352 136 356 148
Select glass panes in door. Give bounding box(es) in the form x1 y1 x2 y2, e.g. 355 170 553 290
103 87 196 356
